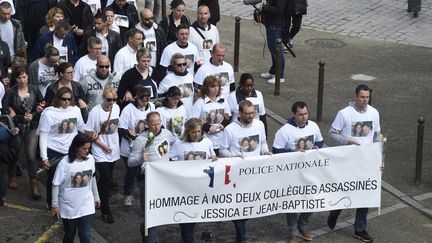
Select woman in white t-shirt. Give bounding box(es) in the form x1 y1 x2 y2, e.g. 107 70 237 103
85 86 120 224
156 86 187 138
51 133 100 243
192 75 231 156
170 117 216 242
37 87 87 209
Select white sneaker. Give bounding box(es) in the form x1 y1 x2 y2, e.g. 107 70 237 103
267 77 285 84
124 195 133 206
260 72 274 79
289 38 294 48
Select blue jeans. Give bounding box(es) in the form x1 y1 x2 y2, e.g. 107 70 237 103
61 214 93 243
286 213 312 237
266 24 285 77
138 178 158 243
330 208 368 232
122 156 139 196
232 219 247 242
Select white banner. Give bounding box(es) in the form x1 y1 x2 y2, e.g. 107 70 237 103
145 143 383 228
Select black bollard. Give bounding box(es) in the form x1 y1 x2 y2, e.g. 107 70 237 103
368 88 373 106
273 38 282 96
234 16 241 72
317 61 325 122
162 0 167 20
415 117 425 185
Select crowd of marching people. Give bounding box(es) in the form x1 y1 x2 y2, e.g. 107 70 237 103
0 0 380 243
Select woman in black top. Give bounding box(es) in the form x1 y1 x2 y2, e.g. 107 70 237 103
159 0 190 44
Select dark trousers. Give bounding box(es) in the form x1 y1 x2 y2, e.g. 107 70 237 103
122 156 139 196
62 214 93 243
180 223 196 243
96 162 115 215
232 219 247 242
283 14 303 41
408 0 422 12
329 208 369 232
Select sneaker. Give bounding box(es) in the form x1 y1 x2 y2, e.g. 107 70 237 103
260 72 274 79
267 77 285 84
353 230 374 242
288 38 294 48
299 229 313 241
327 213 339 229
288 236 298 243
123 195 133 206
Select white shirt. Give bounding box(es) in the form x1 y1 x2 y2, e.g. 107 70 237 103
160 42 200 76
189 24 219 61
273 120 323 151
85 104 121 162
0 81 4 109
73 55 97 82
156 105 188 138
136 23 157 67
194 60 235 99
37 61 58 96
0 20 14 57
170 137 215 161
113 44 137 76
157 73 194 112
228 90 266 121
82 0 101 15
53 35 68 62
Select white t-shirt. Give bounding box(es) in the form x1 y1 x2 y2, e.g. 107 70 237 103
160 42 200 76
82 0 101 15
331 105 380 144
273 120 323 151
52 155 96 219
228 90 266 120
0 20 14 57
53 35 68 62
85 104 121 162
118 102 155 157
220 119 267 157
194 60 235 99
0 81 4 109
156 105 188 138
113 44 137 76
191 95 231 149
170 137 215 161
37 61 58 96
37 106 85 154
140 26 157 67
189 24 219 61
96 31 109 57
157 73 194 112
73 55 97 82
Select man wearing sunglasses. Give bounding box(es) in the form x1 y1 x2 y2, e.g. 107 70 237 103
136 8 167 83
80 55 120 110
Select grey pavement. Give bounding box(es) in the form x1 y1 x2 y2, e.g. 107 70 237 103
184 0 432 48
2 1 432 243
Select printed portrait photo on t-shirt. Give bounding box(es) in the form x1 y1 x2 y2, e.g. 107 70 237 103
351 121 373 137
145 41 156 52
206 108 224 124
135 119 146 134
156 140 169 157
70 170 92 188
202 39 213 50
295 135 315 151
178 83 193 98
238 134 260 153
185 54 194 69
58 118 77 134
217 72 229 86
167 116 184 137
101 119 119 135
184 151 207 160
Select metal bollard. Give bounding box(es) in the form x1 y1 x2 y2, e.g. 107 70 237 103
317 61 325 122
368 88 373 106
234 16 241 72
162 0 167 19
273 38 282 96
415 117 425 185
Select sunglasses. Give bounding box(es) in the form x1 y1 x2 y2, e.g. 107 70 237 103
60 97 72 101
176 63 187 67
143 17 155 21
98 65 110 69
106 98 118 102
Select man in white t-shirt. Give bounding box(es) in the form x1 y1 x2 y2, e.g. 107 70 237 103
160 24 200 77
194 43 235 99
272 101 323 243
219 100 271 243
189 4 219 61
113 28 143 77
0 1 26 58
327 84 381 243
73 37 103 82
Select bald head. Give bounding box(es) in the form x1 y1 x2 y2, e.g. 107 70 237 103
197 5 210 27
140 8 155 28
96 55 110 77
211 43 226 66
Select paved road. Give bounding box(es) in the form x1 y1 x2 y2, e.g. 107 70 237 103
184 0 432 48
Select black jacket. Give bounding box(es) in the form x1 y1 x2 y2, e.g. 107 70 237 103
286 0 308 15
108 2 139 44
79 29 123 67
262 0 287 26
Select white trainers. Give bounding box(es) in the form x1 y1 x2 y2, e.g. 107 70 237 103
124 195 133 206
267 77 285 84
260 72 274 79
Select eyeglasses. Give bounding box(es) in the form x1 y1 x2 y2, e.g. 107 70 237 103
98 65 110 69
143 17 155 21
106 97 118 102
175 63 187 67
60 97 72 101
